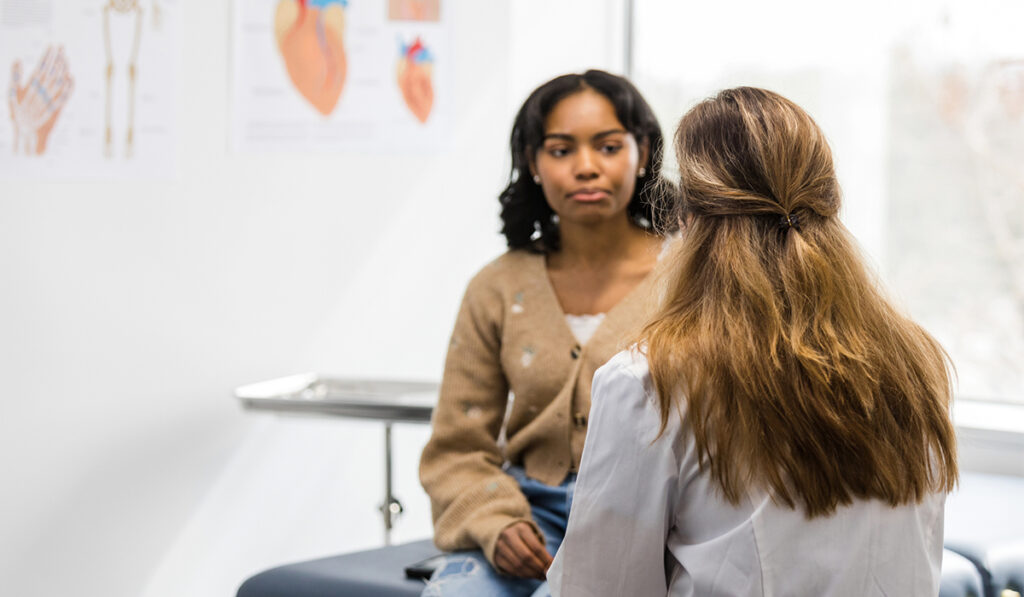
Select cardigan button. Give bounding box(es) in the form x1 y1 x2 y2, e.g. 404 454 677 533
570 344 581 359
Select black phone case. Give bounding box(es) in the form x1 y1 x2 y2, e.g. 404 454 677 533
404 554 447 580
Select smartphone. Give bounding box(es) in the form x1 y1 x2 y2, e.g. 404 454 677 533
404 553 447 580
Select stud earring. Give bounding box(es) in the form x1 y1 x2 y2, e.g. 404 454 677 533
532 175 541 184
637 167 646 178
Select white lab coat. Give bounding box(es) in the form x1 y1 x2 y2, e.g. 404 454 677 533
548 349 946 597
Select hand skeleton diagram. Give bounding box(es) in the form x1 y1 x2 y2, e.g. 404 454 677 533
8 46 74 155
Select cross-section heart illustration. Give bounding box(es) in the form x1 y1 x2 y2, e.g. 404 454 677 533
396 37 434 124
274 0 347 116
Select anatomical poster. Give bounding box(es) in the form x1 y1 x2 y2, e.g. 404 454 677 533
0 0 179 180
232 0 452 153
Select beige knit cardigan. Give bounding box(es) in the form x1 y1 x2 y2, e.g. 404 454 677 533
419 249 659 567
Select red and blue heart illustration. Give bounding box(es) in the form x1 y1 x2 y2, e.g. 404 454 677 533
396 36 433 123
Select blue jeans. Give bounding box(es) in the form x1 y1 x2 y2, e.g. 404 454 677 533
421 467 576 597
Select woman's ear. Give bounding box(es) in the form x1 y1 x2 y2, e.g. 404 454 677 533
527 147 538 179
638 137 651 174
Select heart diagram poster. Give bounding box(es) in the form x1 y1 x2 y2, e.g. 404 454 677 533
0 0 179 180
232 0 451 153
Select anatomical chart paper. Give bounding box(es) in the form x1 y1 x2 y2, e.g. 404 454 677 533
232 0 452 153
0 0 179 180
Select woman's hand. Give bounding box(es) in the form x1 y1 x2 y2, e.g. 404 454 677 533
494 521 552 580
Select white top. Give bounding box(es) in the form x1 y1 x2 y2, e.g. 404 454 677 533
565 313 606 345
548 349 946 597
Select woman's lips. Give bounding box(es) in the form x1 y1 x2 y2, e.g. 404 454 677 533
569 190 609 202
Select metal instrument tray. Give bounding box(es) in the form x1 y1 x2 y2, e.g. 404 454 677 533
234 373 438 423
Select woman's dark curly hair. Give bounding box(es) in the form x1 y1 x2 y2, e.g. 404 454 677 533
499 69 672 252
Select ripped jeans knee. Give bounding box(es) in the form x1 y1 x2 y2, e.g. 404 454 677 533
420 551 547 597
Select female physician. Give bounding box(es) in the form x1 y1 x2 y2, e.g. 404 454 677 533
549 87 958 596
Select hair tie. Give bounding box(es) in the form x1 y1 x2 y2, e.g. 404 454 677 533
779 212 799 231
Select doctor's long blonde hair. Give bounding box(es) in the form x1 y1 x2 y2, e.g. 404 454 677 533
642 87 957 517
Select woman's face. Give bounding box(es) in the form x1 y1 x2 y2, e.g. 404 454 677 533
530 89 647 227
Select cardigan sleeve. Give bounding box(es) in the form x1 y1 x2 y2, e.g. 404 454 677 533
548 351 676 597
419 266 540 567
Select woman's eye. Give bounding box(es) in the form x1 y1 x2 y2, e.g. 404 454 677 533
548 147 570 157
600 143 622 154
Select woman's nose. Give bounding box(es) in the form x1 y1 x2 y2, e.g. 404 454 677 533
573 148 599 179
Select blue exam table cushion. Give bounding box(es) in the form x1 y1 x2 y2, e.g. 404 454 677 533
237 539 440 597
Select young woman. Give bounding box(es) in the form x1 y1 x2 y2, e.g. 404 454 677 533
548 87 959 596
419 70 672 597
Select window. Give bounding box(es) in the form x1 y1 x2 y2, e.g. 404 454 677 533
632 0 1024 406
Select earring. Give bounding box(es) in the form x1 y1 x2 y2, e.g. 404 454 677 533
532 174 541 184
637 167 646 178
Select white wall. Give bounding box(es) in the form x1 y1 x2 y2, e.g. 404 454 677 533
0 1 626 596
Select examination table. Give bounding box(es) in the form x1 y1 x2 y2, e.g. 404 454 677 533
237 471 1021 597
